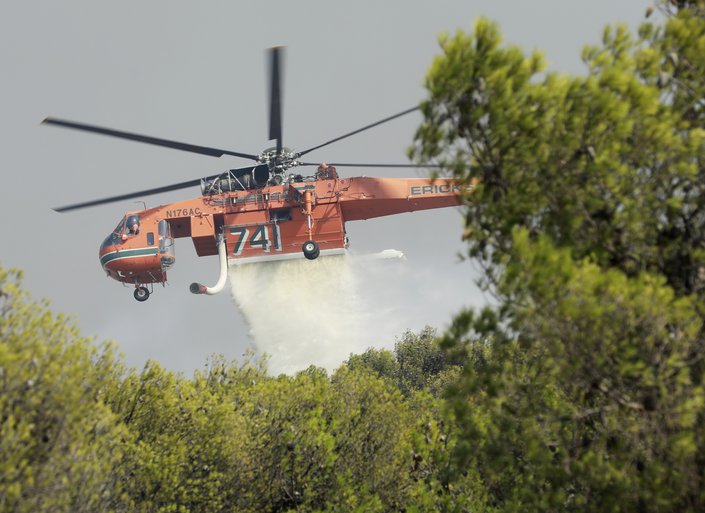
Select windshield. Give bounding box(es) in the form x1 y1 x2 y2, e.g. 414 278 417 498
113 217 126 234
101 216 127 249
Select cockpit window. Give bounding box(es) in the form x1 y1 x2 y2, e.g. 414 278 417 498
101 217 127 249
113 217 126 234
126 214 141 235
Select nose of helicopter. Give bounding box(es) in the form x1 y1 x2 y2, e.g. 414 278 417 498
99 231 121 272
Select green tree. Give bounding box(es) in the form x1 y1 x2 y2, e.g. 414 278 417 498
442 232 705 511
411 2 705 511
104 359 252 513
346 327 465 397
0 267 131 513
0 265 468 513
411 5 705 298
327 367 415 510
232 366 338 512
231 365 424 512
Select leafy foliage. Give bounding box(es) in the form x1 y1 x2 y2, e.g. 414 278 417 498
0 267 465 512
411 4 705 298
0 267 130 513
411 2 705 511
346 327 465 396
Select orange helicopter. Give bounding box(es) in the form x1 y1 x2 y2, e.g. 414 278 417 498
45 48 469 302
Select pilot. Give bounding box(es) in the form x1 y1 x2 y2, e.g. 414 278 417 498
127 215 140 235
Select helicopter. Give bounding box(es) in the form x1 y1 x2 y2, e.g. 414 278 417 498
44 47 470 302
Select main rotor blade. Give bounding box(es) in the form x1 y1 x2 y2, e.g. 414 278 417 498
268 47 283 154
299 161 441 168
42 117 259 161
297 106 420 157
54 163 269 212
53 177 203 212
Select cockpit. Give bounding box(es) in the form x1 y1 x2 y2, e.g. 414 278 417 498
97 213 177 299
100 214 141 249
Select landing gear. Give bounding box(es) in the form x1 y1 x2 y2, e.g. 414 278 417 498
133 286 150 302
302 240 320 260
301 190 319 261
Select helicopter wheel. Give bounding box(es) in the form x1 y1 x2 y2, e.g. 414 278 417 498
302 240 320 260
134 286 150 302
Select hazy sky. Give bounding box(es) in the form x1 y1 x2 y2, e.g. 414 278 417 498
1 0 650 374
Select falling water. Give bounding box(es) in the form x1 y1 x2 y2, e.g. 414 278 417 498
230 251 424 374
228 251 473 375
229 255 372 374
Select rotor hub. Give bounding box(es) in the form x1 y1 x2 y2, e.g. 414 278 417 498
257 146 300 175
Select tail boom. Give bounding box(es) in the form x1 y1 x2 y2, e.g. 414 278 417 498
339 177 464 221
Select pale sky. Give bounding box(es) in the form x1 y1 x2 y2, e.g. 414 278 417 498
0 0 650 374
